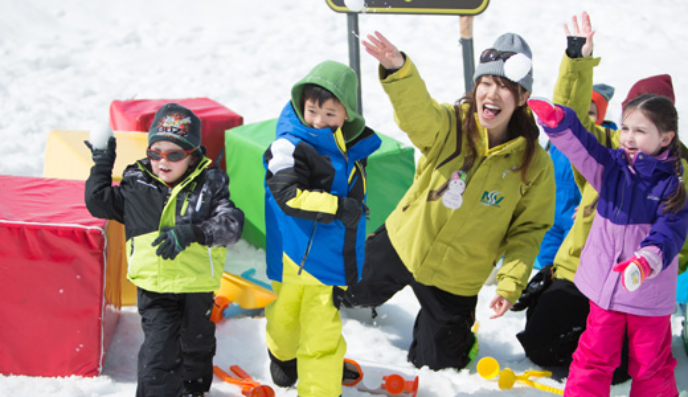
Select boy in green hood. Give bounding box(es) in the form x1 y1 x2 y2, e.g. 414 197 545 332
263 60 381 397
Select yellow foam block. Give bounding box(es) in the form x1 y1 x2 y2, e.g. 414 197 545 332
215 272 276 309
44 130 148 182
43 129 147 305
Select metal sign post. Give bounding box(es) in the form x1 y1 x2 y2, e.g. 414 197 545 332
459 16 476 95
327 0 489 113
347 12 363 115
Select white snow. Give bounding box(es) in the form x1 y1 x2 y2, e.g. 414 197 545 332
2 1 688 396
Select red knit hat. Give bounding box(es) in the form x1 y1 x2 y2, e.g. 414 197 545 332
622 74 675 108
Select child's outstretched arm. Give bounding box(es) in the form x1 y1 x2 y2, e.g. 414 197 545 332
84 136 125 222
554 11 600 136
528 98 612 194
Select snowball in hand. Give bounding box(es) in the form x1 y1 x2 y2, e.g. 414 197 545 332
344 0 365 12
89 123 113 150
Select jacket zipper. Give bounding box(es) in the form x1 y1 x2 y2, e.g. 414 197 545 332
208 247 214 278
299 221 318 275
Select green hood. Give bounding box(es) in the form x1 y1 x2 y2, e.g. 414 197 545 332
291 60 365 142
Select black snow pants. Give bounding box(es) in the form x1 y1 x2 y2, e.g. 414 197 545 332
346 224 478 371
136 288 216 397
516 278 630 384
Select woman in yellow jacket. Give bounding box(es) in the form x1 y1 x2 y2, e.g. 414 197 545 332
342 31 555 371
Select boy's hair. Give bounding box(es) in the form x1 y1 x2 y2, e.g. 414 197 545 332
624 94 686 213
301 83 342 109
451 75 539 185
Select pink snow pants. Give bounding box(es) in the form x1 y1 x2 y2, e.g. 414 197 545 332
564 301 677 397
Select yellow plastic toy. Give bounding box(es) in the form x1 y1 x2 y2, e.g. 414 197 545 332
477 357 563 395
215 272 276 309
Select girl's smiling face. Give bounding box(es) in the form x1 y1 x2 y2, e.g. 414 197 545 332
149 140 193 185
619 108 674 160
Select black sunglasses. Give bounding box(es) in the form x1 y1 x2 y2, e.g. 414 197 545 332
479 48 518 63
146 147 197 162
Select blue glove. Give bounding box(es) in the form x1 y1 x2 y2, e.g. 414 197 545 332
84 136 117 168
152 225 195 260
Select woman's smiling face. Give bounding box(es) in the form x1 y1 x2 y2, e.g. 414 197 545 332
475 75 527 138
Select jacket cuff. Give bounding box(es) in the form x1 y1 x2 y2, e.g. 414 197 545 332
637 246 663 278
192 225 207 245
379 53 412 81
559 52 601 73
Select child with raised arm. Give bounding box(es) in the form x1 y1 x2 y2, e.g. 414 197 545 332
84 103 245 397
529 95 688 396
263 60 381 397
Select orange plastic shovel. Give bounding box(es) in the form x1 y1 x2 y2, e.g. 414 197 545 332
213 365 275 397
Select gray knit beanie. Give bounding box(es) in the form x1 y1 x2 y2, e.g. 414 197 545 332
473 33 533 92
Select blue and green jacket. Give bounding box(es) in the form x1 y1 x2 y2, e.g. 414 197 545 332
264 103 381 286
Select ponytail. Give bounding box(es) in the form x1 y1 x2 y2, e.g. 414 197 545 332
662 140 687 214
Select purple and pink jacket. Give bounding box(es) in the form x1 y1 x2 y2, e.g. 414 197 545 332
543 105 688 316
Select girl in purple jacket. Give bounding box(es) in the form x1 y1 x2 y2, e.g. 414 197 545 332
529 94 688 397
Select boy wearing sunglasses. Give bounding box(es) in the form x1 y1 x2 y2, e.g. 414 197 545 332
84 103 245 397
263 60 381 397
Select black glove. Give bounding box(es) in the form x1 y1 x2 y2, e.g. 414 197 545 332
152 225 196 260
565 36 587 58
337 197 362 229
332 287 352 310
84 136 117 168
511 263 554 312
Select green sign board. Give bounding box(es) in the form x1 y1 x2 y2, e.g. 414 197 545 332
326 0 489 15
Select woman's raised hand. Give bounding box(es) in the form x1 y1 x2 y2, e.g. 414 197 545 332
563 11 595 57
362 31 405 70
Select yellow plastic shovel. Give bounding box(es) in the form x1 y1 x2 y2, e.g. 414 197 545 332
477 357 564 395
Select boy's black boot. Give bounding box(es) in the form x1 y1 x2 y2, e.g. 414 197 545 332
269 350 298 387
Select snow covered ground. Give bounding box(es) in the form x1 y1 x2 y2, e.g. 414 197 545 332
1 0 688 396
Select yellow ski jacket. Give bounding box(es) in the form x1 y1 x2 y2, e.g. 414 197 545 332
381 57 555 303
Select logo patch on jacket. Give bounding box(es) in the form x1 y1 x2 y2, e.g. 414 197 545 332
480 191 504 207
